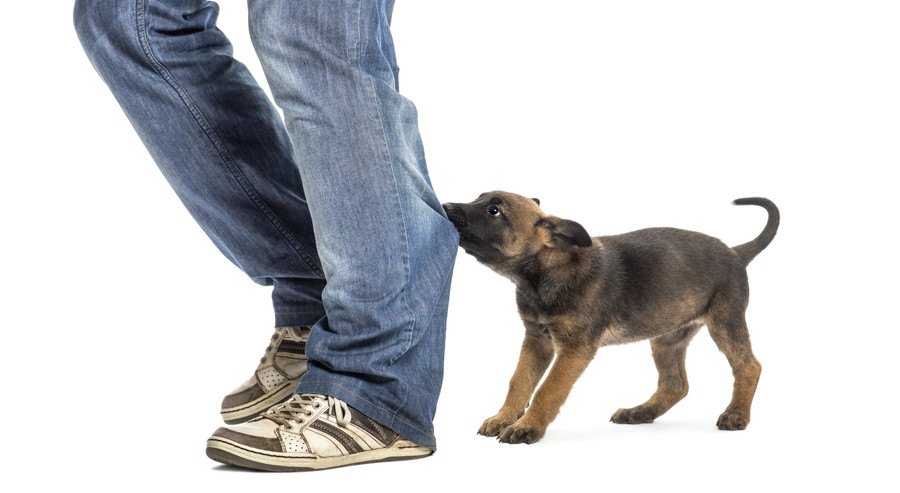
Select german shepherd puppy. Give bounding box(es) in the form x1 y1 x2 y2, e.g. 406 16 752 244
442 192 778 444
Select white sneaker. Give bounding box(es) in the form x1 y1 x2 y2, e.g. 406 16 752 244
208 394 433 471
220 327 309 424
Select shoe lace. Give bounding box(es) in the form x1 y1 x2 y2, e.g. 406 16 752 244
266 394 352 430
259 331 281 364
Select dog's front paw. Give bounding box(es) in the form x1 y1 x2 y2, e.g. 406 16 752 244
478 414 518 437
497 422 545 444
716 409 750 430
610 406 657 425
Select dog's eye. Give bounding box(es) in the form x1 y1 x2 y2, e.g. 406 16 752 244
488 205 501 217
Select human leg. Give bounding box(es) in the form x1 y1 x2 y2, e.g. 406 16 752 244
74 0 326 327
244 0 459 448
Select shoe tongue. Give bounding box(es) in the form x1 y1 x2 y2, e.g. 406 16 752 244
281 326 310 340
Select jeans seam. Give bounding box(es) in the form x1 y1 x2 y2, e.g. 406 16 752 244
134 0 323 278
418 253 455 354
349 0 362 63
385 254 453 426
365 73 414 365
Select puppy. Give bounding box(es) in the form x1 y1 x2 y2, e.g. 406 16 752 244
442 192 778 444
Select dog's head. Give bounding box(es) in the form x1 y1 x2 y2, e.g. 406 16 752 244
443 191 593 278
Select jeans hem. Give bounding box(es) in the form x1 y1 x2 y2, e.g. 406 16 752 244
274 312 325 328
294 380 437 449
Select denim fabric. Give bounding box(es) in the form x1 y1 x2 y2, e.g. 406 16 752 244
74 0 458 448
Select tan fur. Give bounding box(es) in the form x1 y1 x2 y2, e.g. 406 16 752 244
498 346 598 444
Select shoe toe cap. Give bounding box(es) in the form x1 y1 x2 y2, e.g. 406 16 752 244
210 426 285 453
221 381 266 410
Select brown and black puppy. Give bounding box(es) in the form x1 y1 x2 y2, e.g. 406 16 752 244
442 192 778 444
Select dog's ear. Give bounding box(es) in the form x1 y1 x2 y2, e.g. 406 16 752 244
531 197 541 206
553 219 592 247
538 218 592 248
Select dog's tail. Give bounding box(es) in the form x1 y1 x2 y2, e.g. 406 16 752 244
731 197 779 265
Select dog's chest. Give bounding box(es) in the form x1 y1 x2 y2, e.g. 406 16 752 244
516 288 560 321
515 280 585 318
516 288 585 338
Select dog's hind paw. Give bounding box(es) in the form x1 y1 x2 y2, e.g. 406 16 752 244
610 406 657 424
498 424 545 444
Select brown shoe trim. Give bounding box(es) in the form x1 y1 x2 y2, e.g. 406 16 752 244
309 420 364 454
212 427 284 453
221 381 266 409
349 407 399 445
276 339 306 355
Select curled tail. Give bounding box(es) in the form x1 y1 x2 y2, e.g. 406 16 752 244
731 197 779 265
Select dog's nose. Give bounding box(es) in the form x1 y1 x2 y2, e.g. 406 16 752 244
442 203 466 229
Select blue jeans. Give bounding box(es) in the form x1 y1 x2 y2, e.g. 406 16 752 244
74 0 458 448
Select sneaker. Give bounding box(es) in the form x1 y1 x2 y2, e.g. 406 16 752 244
220 327 310 425
207 394 433 471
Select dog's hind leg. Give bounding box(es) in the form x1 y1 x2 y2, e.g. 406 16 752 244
706 291 762 430
610 323 702 425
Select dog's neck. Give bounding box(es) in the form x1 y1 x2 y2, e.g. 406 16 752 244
511 244 599 300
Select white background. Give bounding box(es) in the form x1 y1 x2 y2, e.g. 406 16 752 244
1 1 897 491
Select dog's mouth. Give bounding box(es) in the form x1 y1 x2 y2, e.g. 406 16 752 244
444 207 467 231
444 204 473 246
456 231 497 259
443 203 501 258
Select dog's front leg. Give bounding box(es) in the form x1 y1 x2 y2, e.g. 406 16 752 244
498 345 597 444
478 328 554 437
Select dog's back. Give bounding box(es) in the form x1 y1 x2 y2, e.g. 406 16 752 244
596 228 748 342
596 199 779 340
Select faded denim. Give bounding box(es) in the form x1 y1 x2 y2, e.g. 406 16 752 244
74 0 458 448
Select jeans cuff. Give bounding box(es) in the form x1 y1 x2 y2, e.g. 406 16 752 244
274 311 325 328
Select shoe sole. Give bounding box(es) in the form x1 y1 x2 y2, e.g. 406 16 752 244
206 437 433 471
220 381 298 425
